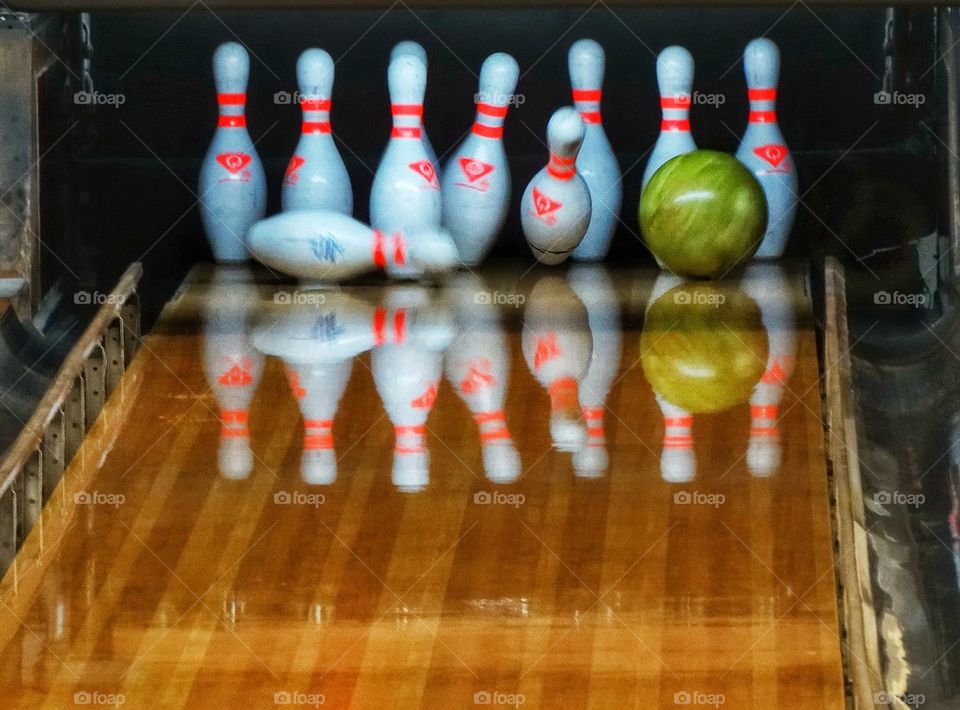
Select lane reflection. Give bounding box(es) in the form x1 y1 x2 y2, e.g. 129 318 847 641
202 265 800 490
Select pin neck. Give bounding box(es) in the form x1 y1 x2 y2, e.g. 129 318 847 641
572 89 602 124
391 103 424 138
747 87 777 123
300 97 332 134
547 153 577 180
303 419 334 450
394 425 426 454
217 92 246 128
220 409 249 437
371 298 409 344
472 102 508 139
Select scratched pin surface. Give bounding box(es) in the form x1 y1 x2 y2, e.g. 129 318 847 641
0 263 843 709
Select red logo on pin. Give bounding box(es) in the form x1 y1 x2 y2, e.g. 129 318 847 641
460 360 494 394
455 158 495 191
533 332 561 370
409 160 439 188
753 144 789 170
411 383 438 409
216 152 252 175
219 359 254 387
284 155 305 185
531 187 563 225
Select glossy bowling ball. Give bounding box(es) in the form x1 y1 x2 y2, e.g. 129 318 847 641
641 282 767 413
639 150 767 278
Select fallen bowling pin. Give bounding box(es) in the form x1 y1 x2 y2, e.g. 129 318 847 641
568 39 622 262
522 107 591 265
281 48 353 215
246 210 458 281
199 42 267 262
440 52 520 266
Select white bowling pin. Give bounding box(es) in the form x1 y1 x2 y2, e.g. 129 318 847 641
645 273 696 482
641 46 696 189
441 53 520 266
735 38 798 258
568 39 622 262
253 289 455 364
371 51 442 278
372 288 451 492
246 210 457 281
567 265 622 477
522 276 593 451
202 266 265 479
741 264 797 477
281 48 353 215
444 273 522 484
521 107 592 265
390 41 439 174
199 42 267 262
285 358 353 485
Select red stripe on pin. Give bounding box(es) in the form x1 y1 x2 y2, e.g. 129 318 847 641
665 416 693 427
372 230 387 270
218 116 246 128
304 419 334 429
572 89 602 102
396 425 426 435
301 98 331 111
302 121 331 134
475 411 505 423
480 430 510 442
548 165 576 180
749 111 777 123
579 111 601 124
392 232 407 267
748 88 777 101
392 103 423 117
372 306 387 346
751 404 778 419
392 126 422 139
393 307 407 344
661 95 691 109
661 119 690 132
472 122 502 139
218 93 246 105
476 103 508 118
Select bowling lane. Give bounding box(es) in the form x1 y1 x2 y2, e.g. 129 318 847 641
0 263 843 709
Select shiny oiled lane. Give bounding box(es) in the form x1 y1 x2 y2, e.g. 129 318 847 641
0 263 843 709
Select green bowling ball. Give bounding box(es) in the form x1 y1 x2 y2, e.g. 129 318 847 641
641 283 767 413
640 150 767 278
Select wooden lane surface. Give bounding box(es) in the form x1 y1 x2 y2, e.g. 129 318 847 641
0 264 844 709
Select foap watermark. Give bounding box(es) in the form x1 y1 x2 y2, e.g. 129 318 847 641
873 290 928 308
274 690 326 706
274 91 308 105
875 491 925 508
474 491 525 508
674 690 725 707
474 290 525 307
74 90 126 108
873 691 925 707
673 491 725 509
74 491 125 508
274 290 326 306
474 91 525 107
274 491 326 508
674 291 725 307
474 690 526 706
874 90 926 108
73 690 126 705
692 91 726 107
74 290 128 306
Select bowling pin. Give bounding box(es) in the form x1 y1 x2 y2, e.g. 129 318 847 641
372 288 452 492
370 50 442 278
285 359 353 485
521 107 592 265
440 53 520 266
522 276 593 451
202 266 265 479
741 264 797 477
568 39 622 262
253 288 455 364
246 210 457 281
199 42 267 263
444 273 522 484
735 38 798 258
567 265 622 477
281 48 353 215
390 41 439 173
645 273 695 482
642 46 696 189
